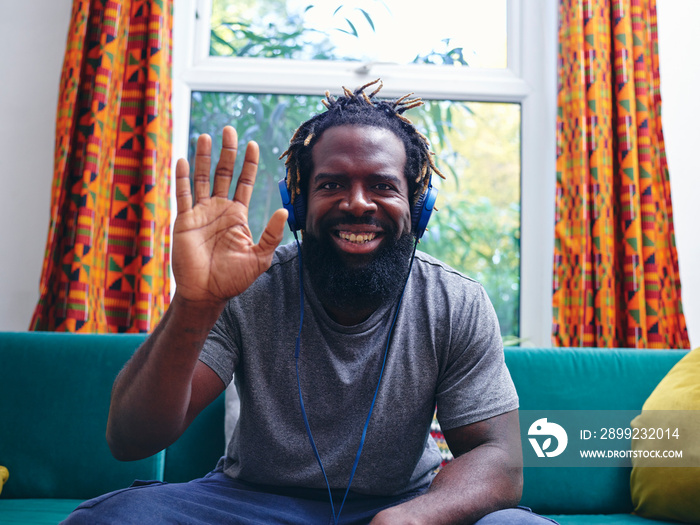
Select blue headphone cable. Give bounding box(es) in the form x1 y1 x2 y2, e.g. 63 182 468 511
292 233 419 525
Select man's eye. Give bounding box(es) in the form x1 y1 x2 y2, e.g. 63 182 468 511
320 182 341 190
374 183 394 191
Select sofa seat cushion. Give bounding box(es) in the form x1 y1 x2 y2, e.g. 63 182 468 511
0 499 81 524
506 347 687 515
544 513 678 524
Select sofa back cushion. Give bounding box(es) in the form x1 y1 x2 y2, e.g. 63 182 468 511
506 347 687 515
0 331 163 500
163 391 226 483
1 332 687 513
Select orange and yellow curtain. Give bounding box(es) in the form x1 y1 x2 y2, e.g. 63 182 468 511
553 0 689 348
30 0 172 333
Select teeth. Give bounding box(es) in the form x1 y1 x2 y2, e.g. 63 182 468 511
339 231 377 244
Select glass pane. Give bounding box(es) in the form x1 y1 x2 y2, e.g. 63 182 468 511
187 91 324 246
210 0 507 68
188 92 520 337
413 101 521 340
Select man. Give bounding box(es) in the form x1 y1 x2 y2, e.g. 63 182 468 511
64 81 556 524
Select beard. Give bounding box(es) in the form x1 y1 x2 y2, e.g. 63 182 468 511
301 219 416 313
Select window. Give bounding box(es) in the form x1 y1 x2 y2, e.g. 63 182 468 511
208 0 507 69
172 0 557 345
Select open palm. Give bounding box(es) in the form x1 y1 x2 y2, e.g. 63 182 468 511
172 126 288 307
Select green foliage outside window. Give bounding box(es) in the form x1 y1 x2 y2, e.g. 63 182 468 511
209 0 474 66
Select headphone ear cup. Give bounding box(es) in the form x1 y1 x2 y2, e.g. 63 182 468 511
278 178 307 232
412 185 438 239
411 193 425 233
293 192 306 231
278 178 298 232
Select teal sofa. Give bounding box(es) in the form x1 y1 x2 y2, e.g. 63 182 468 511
0 331 688 524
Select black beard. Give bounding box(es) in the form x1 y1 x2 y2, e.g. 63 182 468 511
301 224 415 314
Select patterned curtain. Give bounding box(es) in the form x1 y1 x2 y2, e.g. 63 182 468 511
30 0 172 333
552 0 689 349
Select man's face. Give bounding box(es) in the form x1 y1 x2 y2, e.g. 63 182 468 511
301 125 415 317
304 125 412 266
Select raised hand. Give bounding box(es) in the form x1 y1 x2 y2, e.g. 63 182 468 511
172 126 288 308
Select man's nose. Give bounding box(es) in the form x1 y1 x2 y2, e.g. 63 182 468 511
339 185 377 215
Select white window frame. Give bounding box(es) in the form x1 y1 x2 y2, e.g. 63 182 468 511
172 0 558 346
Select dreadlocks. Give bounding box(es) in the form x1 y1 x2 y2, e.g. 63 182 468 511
279 79 444 208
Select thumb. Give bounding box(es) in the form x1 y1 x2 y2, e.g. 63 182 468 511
257 208 289 255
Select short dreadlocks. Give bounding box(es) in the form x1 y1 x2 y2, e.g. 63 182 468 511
279 79 444 209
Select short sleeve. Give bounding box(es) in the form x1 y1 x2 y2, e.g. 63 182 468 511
199 305 240 386
435 284 518 430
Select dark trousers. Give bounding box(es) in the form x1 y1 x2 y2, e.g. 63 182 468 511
62 469 558 525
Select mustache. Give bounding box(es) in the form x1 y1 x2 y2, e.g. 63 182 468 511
320 215 391 230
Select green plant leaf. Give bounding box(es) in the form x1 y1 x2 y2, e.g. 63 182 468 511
357 8 375 31
336 18 358 38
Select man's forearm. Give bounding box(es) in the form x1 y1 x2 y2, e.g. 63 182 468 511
106 293 225 461
371 443 523 525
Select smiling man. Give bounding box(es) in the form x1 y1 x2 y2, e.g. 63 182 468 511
301 125 416 325
62 81 557 525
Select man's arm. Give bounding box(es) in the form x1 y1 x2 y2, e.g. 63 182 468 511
106 126 288 461
371 409 523 525
106 295 227 461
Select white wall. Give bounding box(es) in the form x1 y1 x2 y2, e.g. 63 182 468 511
0 0 697 348
0 0 73 330
656 0 700 347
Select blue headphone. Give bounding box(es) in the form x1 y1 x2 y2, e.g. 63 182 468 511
284 188 423 524
278 173 437 239
279 163 434 524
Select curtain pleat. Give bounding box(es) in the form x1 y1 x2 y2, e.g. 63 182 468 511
30 0 172 333
552 0 689 349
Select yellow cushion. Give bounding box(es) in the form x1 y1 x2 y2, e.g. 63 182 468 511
630 347 700 523
0 466 8 495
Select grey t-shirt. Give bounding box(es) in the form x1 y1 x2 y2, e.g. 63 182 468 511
200 243 518 496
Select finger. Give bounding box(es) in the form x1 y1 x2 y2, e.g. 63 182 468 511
212 126 238 198
175 158 192 213
232 141 260 208
193 134 212 203
257 208 288 256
